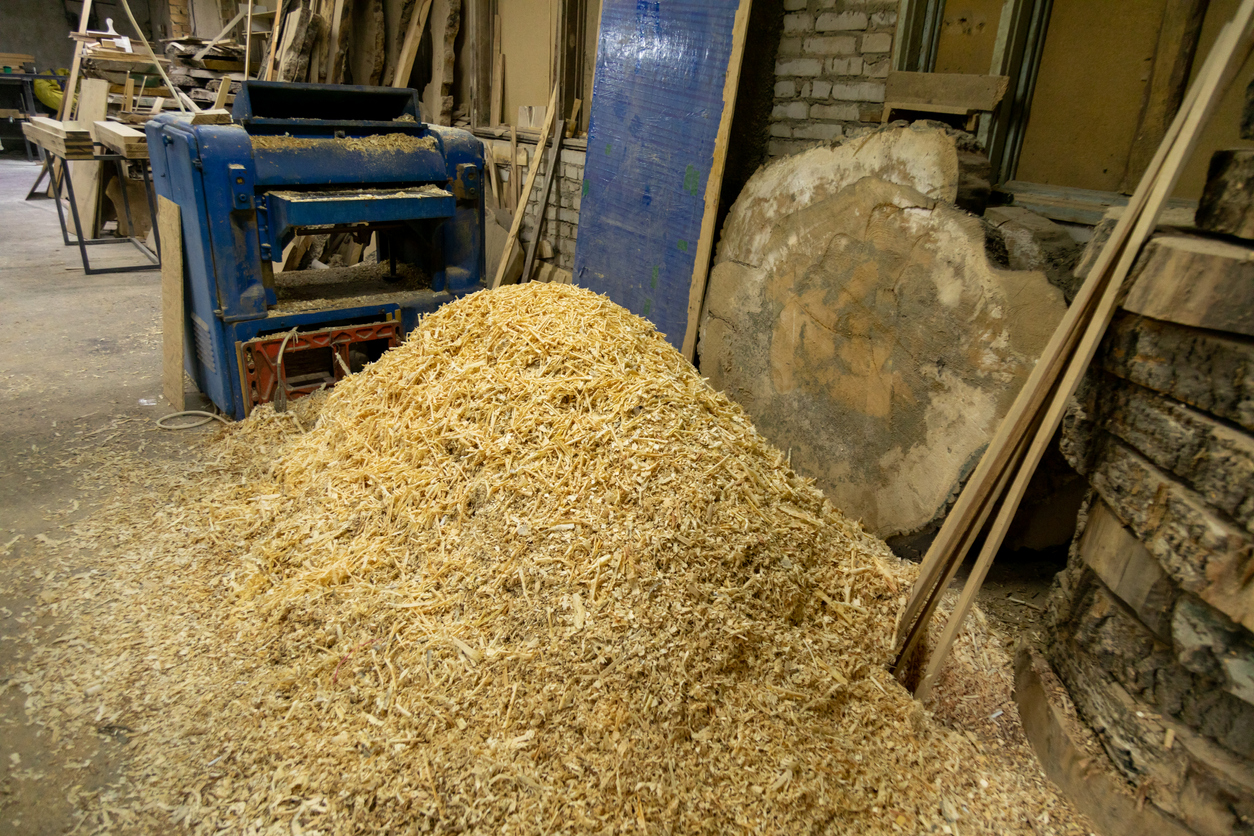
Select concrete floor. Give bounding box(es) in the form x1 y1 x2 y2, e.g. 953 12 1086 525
0 153 194 834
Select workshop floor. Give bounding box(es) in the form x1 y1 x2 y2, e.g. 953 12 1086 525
0 152 1067 834
0 153 206 834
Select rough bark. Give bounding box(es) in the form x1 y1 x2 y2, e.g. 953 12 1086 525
1075 434 1254 632
1196 150 1254 241
1101 312 1254 434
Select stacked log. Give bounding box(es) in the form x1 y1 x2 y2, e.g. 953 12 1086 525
1034 216 1254 835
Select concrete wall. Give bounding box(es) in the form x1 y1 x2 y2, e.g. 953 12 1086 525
767 0 900 158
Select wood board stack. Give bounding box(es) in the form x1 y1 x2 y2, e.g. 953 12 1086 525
22 117 95 159
1037 222 1254 836
165 38 246 108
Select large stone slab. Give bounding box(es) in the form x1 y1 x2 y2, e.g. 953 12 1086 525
700 177 1065 539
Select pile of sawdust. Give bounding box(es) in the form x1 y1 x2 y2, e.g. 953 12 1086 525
8 283 1095 834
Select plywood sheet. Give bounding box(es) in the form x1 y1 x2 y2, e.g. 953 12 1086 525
1016 0 1168 191
933 0 1005 75
571 0 749 353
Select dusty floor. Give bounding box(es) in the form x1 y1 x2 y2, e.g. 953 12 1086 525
0 153 212 834
0 153 1070 834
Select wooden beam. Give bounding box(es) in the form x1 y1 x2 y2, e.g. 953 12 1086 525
93 120 148 159
159 196 187 412
1121 0 1210 193
492 86 558 289
392 0 433 89
680 0 752 362
509 125 519 210
883 71 1011 112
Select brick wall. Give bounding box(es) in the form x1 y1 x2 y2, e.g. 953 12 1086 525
519 147 584 273
167 0 192 38
769 0 900 157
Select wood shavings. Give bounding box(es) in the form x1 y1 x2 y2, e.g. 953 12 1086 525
10 284 1097 834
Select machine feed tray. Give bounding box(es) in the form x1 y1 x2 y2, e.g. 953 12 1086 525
266 186 455 231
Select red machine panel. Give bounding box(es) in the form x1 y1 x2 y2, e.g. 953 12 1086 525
237 320 400 417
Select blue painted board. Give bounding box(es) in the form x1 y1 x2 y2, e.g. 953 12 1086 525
572 0 744 352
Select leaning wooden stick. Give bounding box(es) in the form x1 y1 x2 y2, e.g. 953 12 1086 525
491 86 558 290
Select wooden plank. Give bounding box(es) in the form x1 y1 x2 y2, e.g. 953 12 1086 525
681 0 751 361
392 0 433 89
122 76 135 112
509 125 519 210
522 120 564 283
1121 232 1254 336
159 196 187 412
191 109 233 125
92 120 148 159
909 4 1254 701
1012 645 1196 836
1120 0 1209 192
213 76 232 110
492 86 558 290
883 71 1010 112
1079 498 1175 640
566 97 581 137
58 0 94 122
264 0 287 81
70 79 110 239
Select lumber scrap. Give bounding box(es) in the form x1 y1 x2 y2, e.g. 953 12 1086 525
1120 232 1254 336
92 120 148 159
263 0 287 81
492 86 557 290
894 0 1254 700
276 6 317 82
1195 149 1254 239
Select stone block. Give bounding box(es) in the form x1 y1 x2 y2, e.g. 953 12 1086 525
816 11 868 31
809 102 859 120
775 80 798 98
812 79 832 98
871 11 897 26
777 37 804 57
783 13 813 33
865 58 891 78
799 81 812 98
861 32 893 53
792 123 843 141
767 138 817 157
776 57 823 77
804 35 857 54
784 0 808 9
770 123 793 138
771 101 810 120
559 208 578 224
828 56 864 75
830 81 885 103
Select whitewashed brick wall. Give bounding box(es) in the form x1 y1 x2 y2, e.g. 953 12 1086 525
770 0 899 157
519 147 584 272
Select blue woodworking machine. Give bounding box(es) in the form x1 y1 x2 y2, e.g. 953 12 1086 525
147 81 484 419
